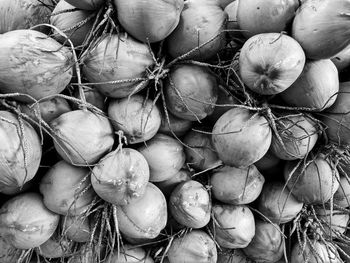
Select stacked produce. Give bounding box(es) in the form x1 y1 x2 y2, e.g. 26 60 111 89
1 0 350 262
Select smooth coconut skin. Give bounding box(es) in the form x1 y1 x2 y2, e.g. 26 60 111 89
211 165 265 205
0 30 73 103
82 34 154 98
37 234 72 259
212 204 255 249
158 110 193 137
292 0 350 60
114 0 184 43
164 64 218 121
91 148 150 205
39 160 96 215
237 0 299 38
239 33 306 95
51 109 114 165
116 183 167 244
108 244 154 263
212 107 272 168
0 0 52 33
258 181 304 224
167 230 217 263
270 114 319 160
108 95 161 144
331 44 350 72
242 220 284 263
0 192 60 250
155 169 191 197
166 0 227 61
65 0 104 10
183 130 221 171
284 156 339 204
169 180 211 229
138 133 185 182
0 111 42 195
50 0 95 47
291 240 342 263
280 59 339 110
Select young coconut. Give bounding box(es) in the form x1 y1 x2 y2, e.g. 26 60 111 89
50 0 95 47
217 248 254 263
164 64 218 121
158 110 193 137
51 109 114 165
36 233 72 259
270 114 319 160
0 0 52 33
280 59 339 110
116 183 167 244
183 130 221 171
169 180 211 229
212 107 272 168
284 155 340 205
138 133 185 182
82 33 154 98
167 230 217 263
0 192 60 249
61 215 92 243
258 181 304 224
292 0 350 60
39 160 96 215
114 0 184 43
239 33 306 95
107 244 154 263
108 95 161 144
73 87 106 111
0 29 73 103
210 165 265 205
242 220 285 263
0 236 22 263
0 111 42 195
212 204 256 249
236 0 299 38
331 44 350 72
91 147 150 205
155 169 192 198
65 0 104 10
165 0 227 61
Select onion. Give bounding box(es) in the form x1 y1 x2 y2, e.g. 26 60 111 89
0 237 22 262
155 169 191 197
36 233 72 259
239 33 306 95
291 239 342 263
314 207 349 236
291 0 350 60
165 0 227 61
270 114 319 160
212 204 255 249
158 110 193 137
212 107 272 168
116 183 167 244
20 97 72 124
138 133 185 182
242 220 284 263
40 160 96 215
167 230 217 263
284 156 339 204
62 215 91 243
217 249 254 263
0 192 60 249
51 109 114 165
164 64 218 121
280 59 339 110
82 34 154 98
321 81 350 146
114 0 184 43
169 180 211 229
65 0 104 10
108 95 161 144
0 29 73 103
50 0 95 47
237 0 299 38
0 111 42 195
0 0 52 33
331 44 350 72
91 148 150 205
211 165 265 205
258 181 304 224
333 176 350 208
107 244 154 263
183 130 221 171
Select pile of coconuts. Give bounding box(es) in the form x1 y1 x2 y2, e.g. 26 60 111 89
1 0 350 262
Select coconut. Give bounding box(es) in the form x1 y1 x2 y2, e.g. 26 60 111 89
61 215 91 243
65 0 104 10
107 244 154 263
36 233 72 259
155 169 192 198
158 110 193 137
